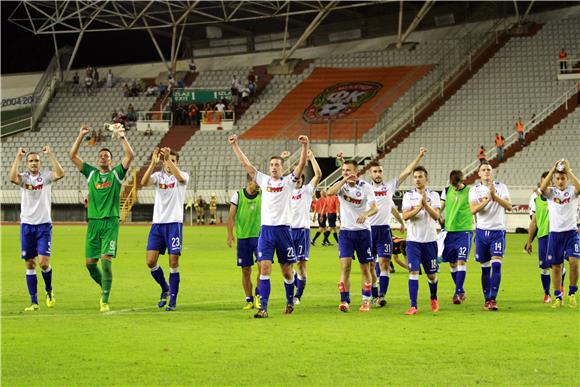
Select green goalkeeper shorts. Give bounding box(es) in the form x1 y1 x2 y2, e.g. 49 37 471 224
85 217 120 259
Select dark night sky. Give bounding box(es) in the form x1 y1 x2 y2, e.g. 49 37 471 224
1 2 172 74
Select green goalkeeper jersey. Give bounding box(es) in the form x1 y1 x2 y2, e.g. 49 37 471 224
535 194 549 239
235 189 261 239
443 185 474 232
81 162 126 219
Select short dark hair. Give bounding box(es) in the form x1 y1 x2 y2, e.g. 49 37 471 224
170 149 180 162
368 161 381 168
99 148 113 159
541 171 549 179
270 156 284 164
449 170 464 186
413 166 428 177
246 173 253 182
478 161 491 171
344 160 358 168
26 152 40 161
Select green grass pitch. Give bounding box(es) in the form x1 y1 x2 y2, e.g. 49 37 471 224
1 225 578 386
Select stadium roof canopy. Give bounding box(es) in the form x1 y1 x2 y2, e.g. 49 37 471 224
6 1 563 73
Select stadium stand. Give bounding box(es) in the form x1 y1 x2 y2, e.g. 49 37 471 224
493 108 580 187
376 16 580 189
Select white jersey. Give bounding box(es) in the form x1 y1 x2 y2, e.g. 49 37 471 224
469 181 510 230
369 177 398 226
528 191 538 215
544 185 578 232
291 182 315 229
402 189 441 243
255 170 297 226
337 179 376 231
19 170 54 225
151 170 189 224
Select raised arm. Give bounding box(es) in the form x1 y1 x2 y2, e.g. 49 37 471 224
9 147 26 185
141 148 160 186
292 135 310 178
336 152 345 166
160 147 186 183
42 146 65 181
228 134 256 178
563 160 580 195
116 126 135 170
398 147 427 184
308 149 322 187
327 174 351 197
70 126 89 171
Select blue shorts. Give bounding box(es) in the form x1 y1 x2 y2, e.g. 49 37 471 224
475 229 506 263
237 237 258 267
257 225 296 264
327 213 338 228
21 223 52 260
371 225 392 258
146 223 183 255
442 231 473 263
406 241 438 274
291 228 310 261
538 236 550 269
338 229 373 263
547 230 580 265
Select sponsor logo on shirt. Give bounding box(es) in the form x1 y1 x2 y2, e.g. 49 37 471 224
292 193 303 201
95 181 112 189
343 194 362 205
375 190 388 197
24 183 43 191
159 183 176 189
553 197 571 205
267 186 284 193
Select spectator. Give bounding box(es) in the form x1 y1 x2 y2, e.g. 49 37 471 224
515 116 526 145
106 69 113 88
240 85 250 108
188 59 197 73
230 75 240 96
495 132 505 161
84 76 93 95
478 146 486 163
130 81 139 96
215 100 226 112
72 72 80 95
127 104 137 123
111 109 118 122
97 128 103 142
248 70 256 84
146 85 158 96
93 68 99 88
144 123 153 137
85 65 93 79
158 82 166 97
559 48 568 74
123 84 131 98
189 103 199 127
177 79 185 90
248 81 257 97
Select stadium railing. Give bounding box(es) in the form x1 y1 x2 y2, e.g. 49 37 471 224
375 17 511 152
460 84 578 178
30 46 72 132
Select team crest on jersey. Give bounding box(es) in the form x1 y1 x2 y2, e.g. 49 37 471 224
303 81 382 122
